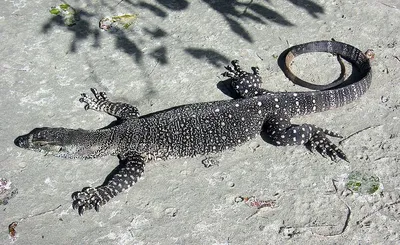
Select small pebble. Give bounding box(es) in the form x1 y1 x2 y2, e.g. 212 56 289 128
165 207 178 217
202 157 219 168
249 142 260 152
380 96 389 103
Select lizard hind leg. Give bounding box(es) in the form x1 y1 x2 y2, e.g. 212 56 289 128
79 88 140 120
222 60 269 98
263 116 348 162
72 152 145 215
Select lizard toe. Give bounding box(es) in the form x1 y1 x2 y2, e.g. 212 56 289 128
221 71 234 78
99 91 108 100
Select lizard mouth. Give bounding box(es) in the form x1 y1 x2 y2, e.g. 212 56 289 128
14 135 63 153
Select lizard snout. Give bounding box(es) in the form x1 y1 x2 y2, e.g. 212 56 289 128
14 135 29 148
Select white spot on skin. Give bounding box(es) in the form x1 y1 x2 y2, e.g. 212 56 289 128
257 101 262 106
274 98 279 102
235 104 239 107
215 108 220 112
275 104 279 108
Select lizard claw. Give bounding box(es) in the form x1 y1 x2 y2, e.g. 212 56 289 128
72 186 115 215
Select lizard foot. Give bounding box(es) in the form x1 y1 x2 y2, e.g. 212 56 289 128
79 88 108 111
72 186 116 215
222 60 259 78
306 131 348 162
222 60 267 98
79 88 140 119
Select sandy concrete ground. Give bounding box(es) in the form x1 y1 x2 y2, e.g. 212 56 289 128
1 0 399 244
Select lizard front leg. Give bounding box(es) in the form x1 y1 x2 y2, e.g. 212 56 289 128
80 88 139 120
263 115 348 162
72 152 145 215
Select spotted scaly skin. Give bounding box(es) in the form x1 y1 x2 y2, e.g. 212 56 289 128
14 41 372 215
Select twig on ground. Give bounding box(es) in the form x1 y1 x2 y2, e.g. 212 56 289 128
18 205 62 222
311 179 351 237
356 200 400 225
379 2 399 10
339 125 381 144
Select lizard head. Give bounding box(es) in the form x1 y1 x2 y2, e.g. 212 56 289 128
14 127 98 158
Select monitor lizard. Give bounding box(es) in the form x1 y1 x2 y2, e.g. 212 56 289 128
14 41 373 215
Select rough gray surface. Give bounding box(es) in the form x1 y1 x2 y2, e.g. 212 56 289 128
1 0 399 244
